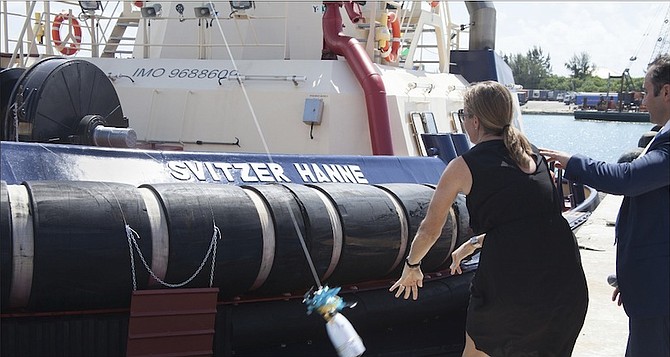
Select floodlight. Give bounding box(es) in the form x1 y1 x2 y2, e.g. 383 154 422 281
79 1 101 11
230 1 253 10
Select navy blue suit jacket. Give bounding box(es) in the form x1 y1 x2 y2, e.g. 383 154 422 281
564 129 669 318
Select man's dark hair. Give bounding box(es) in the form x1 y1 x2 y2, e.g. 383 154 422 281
648 54 670 96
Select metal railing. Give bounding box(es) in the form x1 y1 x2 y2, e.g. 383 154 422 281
2 1 466 71
1 1 292 67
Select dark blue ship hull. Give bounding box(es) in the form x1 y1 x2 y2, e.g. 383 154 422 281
0 140 480 356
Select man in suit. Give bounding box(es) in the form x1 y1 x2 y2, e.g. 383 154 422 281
541 54 669 357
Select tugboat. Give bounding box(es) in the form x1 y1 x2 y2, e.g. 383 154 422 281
0 2 598 355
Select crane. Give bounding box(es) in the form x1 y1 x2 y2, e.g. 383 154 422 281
649 4 670 64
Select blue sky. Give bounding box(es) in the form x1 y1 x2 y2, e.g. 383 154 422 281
450 1 669 78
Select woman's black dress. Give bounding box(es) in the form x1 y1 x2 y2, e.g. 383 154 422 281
461 140 588 357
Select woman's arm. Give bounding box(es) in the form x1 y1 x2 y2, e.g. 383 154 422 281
389 156 472 300
449 233 486 275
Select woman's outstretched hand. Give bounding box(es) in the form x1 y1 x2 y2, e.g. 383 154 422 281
449 240 477 275
539 148 573 170
389 265 424 300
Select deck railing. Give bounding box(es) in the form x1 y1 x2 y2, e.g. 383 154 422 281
2 1 466 72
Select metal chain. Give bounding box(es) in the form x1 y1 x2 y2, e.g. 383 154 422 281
125 222 220 289
126 224 138 290
102 182 220 290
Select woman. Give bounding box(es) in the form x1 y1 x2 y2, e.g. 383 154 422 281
389 81 588 357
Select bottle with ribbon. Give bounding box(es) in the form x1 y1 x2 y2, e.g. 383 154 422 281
303 285 366 357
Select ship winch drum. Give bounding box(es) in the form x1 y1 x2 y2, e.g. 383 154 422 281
2 57 126 143
0 68 25 139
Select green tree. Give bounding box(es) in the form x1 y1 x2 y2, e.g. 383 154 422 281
504 46 552 89
502 46 645 94
631 77 644 91
542 75 573 91
565 52 595 79
578 77 604 92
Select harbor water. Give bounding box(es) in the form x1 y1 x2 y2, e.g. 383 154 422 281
522 114 654 163
521 110 636 355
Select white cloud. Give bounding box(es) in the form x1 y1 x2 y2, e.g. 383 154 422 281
450 1 669 78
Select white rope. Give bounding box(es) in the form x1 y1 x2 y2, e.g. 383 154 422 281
209 1 273 163
208 1 323 288
287 202 322 288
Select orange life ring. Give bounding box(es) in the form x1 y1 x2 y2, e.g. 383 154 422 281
430 1 440 8
381 12 401 62
51 12 82 56
133 1 145 8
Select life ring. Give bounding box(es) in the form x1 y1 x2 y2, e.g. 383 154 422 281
51 12 82 56
430 1 440 8
381 12 401 63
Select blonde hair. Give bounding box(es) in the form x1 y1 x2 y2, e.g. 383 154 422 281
463 81 533 168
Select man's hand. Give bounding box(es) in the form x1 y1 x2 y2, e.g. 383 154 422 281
539 148 573 170
612 287 623 306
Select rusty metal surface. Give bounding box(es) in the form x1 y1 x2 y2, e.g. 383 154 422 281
127 288 219 357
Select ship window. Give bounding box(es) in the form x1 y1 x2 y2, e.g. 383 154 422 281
450 111 463 133
422 112 438 134
409 112 428 156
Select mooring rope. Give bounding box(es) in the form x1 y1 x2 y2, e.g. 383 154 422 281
208 1 323 288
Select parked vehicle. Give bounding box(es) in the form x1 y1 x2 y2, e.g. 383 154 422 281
517 91 529 105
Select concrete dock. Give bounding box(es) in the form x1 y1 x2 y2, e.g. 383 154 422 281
572 194 629 356
521 100 631 355
521 100 577 115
